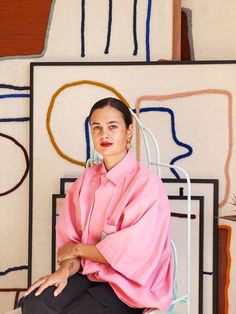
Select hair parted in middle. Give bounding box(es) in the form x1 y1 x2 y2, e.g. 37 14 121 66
89 97 133 128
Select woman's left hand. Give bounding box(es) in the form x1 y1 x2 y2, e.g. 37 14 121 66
57 243 80 265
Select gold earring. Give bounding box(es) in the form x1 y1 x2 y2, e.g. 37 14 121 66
127 138 131 149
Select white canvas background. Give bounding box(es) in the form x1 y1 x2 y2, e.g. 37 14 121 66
182 0 236 60
137 94 229 204
43 0 173 61
170 198 202 314
0 92 29 289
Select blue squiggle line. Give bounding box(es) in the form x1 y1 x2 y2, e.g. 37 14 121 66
85 107 193 178
0 94 29 99
104 0 113 54
0 84 30 91
133 0 138 55
85 116 91 161
0 117 30 122
145 0 152 61
139 107 193 178
81 0 85 57
0 265 28 276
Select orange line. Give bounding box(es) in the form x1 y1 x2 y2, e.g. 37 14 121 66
172 0 181 61
135 89 233 208
219 225 231 314
46 80 130 166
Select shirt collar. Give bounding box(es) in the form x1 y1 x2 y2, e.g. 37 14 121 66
96 150 137 186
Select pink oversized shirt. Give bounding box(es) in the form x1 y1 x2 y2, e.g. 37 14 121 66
56 150 173 311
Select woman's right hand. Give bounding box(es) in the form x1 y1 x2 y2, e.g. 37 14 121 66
24 266 69 297
24 258 81 298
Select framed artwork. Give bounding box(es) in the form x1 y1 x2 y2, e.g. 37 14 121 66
51 194 65 272
30 60 235 313
163 179 218 314
54 178 218 313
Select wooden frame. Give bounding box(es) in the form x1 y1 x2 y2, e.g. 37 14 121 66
173 0 181 60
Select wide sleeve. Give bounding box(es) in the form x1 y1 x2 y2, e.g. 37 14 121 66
56 173 85 249
96 175 171 286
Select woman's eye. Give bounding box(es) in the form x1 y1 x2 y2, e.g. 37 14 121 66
110 124 118 129
93 126 101 131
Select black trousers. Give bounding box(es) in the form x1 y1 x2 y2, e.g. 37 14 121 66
20 274 143 314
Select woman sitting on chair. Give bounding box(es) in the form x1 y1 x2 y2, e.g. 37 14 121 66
21 97 173 314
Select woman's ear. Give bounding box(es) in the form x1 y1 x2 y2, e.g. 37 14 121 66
127 124 133 150
127 124 133 139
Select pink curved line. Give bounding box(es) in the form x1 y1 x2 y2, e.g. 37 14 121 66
135 89 233 208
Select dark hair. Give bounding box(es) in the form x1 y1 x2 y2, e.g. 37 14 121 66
89 97 133 128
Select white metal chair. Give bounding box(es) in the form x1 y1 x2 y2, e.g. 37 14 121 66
87 109 192 314
130 110 191 314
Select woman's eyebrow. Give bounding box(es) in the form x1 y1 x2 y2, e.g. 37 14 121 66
108 121 119 124
91 121 119 125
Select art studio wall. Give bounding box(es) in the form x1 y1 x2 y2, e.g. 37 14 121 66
0 1 235 313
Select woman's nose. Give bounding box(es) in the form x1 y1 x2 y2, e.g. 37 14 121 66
101 128 109 138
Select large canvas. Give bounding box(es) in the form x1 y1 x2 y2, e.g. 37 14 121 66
31 61 236 313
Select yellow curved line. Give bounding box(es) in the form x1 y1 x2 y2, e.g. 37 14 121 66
46 80 129 166
135 89 233 208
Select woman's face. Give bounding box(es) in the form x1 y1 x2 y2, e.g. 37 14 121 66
90 105 133 162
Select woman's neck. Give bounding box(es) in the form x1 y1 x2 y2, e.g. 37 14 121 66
103 151 128 171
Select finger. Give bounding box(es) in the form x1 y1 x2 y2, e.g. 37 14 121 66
35 279 54 296
54 280 67 297
24 278 46 296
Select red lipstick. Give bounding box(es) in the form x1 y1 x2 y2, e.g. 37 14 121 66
100 142 112 147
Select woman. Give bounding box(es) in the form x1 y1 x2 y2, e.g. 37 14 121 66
20 97 173 313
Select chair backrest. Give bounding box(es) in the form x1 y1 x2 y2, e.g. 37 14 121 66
87 109 192 314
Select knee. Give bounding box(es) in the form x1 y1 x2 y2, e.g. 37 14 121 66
21 293 47 314
21 287 58 314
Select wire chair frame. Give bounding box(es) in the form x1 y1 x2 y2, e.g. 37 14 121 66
130 109 191 314
86 109 192 314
